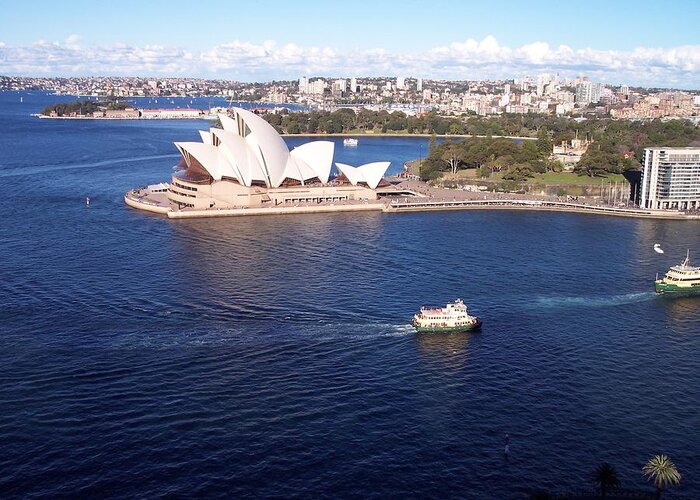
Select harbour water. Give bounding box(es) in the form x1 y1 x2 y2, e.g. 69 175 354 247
1 92 699 498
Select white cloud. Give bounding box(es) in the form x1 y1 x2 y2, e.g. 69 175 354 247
2 36 700 88
65 34 81 47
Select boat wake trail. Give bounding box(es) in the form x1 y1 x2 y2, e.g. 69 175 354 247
0 154 180 178
534 291 656 309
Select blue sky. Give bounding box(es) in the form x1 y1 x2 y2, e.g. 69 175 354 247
1 0 700 88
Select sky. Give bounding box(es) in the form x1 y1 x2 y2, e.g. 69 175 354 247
1 0 700 88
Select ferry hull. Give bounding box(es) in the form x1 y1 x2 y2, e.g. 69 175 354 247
655 281 700 295
413 319 482 334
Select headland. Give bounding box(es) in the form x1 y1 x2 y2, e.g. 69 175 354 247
124 105 700 221
126 178 698 220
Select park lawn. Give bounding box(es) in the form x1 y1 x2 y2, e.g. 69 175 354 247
409 163 629 187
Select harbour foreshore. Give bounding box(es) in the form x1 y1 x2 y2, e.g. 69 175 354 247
167 203 384 219
125 182 700 220
383 198 697 219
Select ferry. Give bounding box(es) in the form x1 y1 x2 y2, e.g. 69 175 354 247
412 299 482 333
655 250 700 295
343 138 359 147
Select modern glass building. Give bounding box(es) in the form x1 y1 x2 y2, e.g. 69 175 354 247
640 147 700 210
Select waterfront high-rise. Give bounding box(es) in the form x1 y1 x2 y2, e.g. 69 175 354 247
641 147 700 210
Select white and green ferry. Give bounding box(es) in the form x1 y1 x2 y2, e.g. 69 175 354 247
412 299 482 333
655 250 700 295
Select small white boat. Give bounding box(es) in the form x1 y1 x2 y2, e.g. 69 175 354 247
412 299 482 333
343 138 359 147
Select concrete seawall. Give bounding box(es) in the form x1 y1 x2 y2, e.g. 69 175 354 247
125 190 700 221
167 203 384 219
383 199 699 220
124 194 171 214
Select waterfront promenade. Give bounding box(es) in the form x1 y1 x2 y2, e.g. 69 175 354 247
125 179 699 220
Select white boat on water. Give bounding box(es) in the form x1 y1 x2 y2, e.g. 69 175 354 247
343 138 359 147
412 299 482 333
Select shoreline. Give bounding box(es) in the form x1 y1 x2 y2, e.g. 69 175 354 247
280 132 537 140
124 190 699 220
31 111 535 139
34 114 210 121
383 199 698 219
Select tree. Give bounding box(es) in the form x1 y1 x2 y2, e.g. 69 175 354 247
428 134 437 155
441 142 465 175
502 162 534 181
592 463 620 498
642 454 681 500
536 128 553 156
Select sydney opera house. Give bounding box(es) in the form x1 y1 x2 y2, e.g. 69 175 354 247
125 107 392 216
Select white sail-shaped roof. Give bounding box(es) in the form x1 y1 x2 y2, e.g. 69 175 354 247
284 155 318 184
335 161 391 189
199 130 213 145
174 107 385 190
218 114 239 135
175 142 228 181
233 108 290 187
290 141 334 183
359 162 391 189
336 162 363 186
211 128 265 186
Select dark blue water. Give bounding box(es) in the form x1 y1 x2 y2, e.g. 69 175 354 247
1 91 699 499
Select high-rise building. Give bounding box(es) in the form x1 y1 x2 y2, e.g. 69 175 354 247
331 79 347 96
641 147 700 210
350 77 358 93
298 76 309 94
310 79 326 95
575 82 602 104
417 78 423 92
396 77 406 90
536 74 549 97
620 85 629 97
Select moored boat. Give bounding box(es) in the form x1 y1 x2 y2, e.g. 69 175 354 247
412 298 482 333
655 249 700 295
343 138 359 147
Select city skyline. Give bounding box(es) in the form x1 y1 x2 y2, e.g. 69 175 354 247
1 0 700 88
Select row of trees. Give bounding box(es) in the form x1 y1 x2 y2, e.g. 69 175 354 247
572 119 700 177
419 131 559 182
265 108 468 135
266 110 700 179
41 99 130 116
